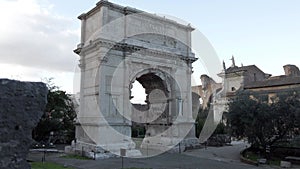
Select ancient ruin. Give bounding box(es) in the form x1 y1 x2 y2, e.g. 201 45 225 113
192 57 300 138
69 0 199 158
0 79 48 169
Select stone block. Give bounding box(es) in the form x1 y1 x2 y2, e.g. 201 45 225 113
0 79 47 169
280 161 292 168
257 158 267 164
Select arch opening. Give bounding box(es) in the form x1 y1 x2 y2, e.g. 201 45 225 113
130 72 170 139
130 80 147 105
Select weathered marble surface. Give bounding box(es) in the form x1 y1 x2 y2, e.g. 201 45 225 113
72 0 198 158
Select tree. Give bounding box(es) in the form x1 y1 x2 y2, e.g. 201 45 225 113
225 91 300 151
196 101 227 137
32 79 77 144
195 107 209 137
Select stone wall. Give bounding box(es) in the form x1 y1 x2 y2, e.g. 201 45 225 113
191 75 222 110
0 79 47 169
283 64 300 77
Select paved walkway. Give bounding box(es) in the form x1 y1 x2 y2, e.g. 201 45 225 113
184 141 250 163
29 152 261 169
28 142 299 169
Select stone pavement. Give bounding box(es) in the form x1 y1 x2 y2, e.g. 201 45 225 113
28 142 299 169
29 151 262 169
184 141 250 163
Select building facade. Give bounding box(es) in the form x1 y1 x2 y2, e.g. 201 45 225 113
192 57 300 142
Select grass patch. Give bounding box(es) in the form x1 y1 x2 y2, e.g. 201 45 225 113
61 154 91 160
244 151 260 161
31 162 75 169
269 160 281 166
244 150 281 166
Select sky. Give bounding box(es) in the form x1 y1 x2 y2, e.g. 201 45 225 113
1 0 299 96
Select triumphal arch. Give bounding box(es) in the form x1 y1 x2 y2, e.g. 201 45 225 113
71 0 198 158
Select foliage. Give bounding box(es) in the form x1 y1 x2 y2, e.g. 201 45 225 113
274 135 300 148
196 106 227 137
195 107 209 137
225 91 300 151
31 162 75 169
244 150 260 161
213 122 226 135
32 78 77 144
132 126 146 138
243 150 281 166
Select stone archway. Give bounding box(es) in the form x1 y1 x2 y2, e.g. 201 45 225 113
71 1 198 158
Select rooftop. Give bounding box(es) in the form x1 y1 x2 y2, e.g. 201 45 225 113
245 75 300 89
226 65 265 74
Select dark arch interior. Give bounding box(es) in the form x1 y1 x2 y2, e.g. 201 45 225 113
135 73 168 105
130 72 169 113
130 72 170 138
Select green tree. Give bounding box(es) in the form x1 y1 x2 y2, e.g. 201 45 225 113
32 79 77 144
195 107 209 137
196 104 227 137
225 91 300 151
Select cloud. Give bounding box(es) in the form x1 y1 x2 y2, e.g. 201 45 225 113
0 63 80 94
0 0 79 72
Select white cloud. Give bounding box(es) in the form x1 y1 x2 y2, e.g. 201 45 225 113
0 0 79 72
0 63 80 94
